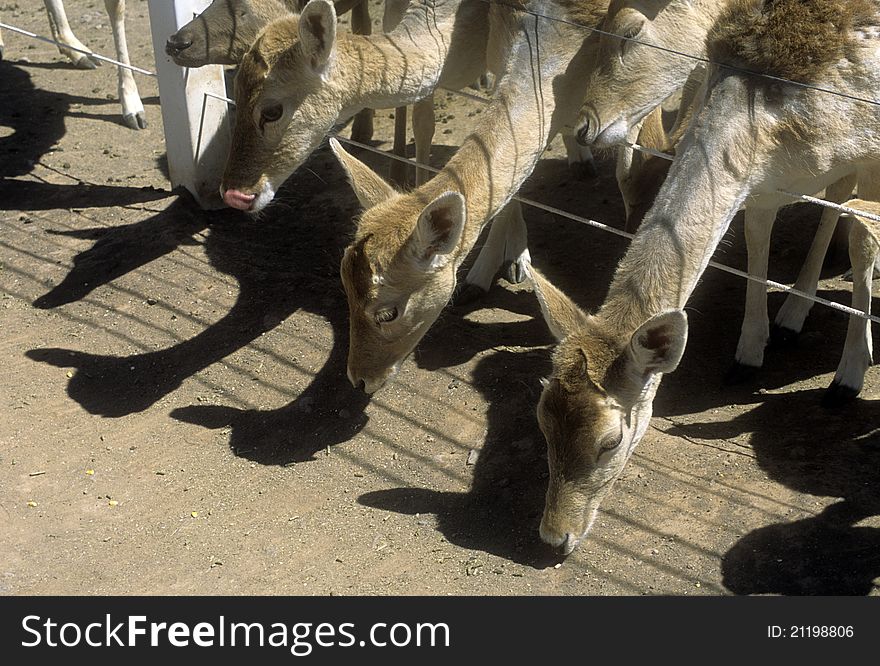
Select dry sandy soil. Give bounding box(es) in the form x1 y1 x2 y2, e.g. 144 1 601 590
1 0 879 596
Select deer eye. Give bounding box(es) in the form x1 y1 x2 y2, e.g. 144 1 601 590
260 103 283 127
598 432 623 454
620 22 644 56
374 307 398 324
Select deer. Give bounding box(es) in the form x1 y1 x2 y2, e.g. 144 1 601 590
165 0 376 144
532 0 880 556
575 0 865 384
219 0 493 213
324 0 611 393
0 0 145 129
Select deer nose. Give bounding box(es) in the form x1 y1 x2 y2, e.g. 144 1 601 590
165 32 193 56
561 533 578 556
347 366 365 391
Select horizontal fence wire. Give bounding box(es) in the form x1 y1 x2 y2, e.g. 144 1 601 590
0 20 156 76
334 135 880 326
5 7 880 325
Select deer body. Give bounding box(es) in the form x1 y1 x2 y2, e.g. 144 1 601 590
579 0 866 379
535 0 880 554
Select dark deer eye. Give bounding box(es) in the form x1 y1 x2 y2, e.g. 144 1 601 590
620 22 644 56
599 432 623 453
260 103 283 126
375 307 398 324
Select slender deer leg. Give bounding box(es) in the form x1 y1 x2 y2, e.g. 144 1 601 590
825 218 876 406
349 0 374 143
825 171 880 405
772 173 857 344
388 106 409 186
614 119 647 223
729 205 778 381
43 0 99 69
103 0 145 130
412 95 435 187
457 201 529 304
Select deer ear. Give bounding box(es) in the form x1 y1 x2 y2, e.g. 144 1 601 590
407 192 466 270
329 138 398 209
299 0 337 78
528 266 589 340
627 310 688 378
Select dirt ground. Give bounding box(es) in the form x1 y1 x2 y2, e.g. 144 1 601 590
2 1 879 596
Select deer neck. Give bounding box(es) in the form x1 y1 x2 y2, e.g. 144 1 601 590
335 1 462 114
412 6 607 265
597 88 763 338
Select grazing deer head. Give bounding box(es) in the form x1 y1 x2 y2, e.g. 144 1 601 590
528 267 687 555
331 139 467 393
220 1 347 211
576 0 721 147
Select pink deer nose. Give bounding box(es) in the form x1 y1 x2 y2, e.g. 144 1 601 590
222 189 257 211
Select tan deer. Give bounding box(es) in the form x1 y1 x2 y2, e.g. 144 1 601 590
533 0 880 555
1 0 145 129
577 0 862 381
327 0 610 392
165 0 376 143
219 0 497 212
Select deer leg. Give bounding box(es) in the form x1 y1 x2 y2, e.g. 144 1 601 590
615 118 647 223
43 0 99 69
729 205 778 382
824 220 876 406
562 132 596 179
456 201 530 304
103 0 145 130
772 173 857 344
387 107 409 186
349 0 374 143
412 95 435 187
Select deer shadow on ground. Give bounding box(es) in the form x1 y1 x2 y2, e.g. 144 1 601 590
1 60 70 177
666 388 880 594
26 145 378 461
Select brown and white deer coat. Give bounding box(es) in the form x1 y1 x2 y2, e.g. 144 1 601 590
329 0 610 392
535 0 880 554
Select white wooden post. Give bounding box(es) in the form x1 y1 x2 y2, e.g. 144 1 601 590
147 0 230 209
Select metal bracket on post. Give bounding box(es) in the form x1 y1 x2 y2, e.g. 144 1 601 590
147 0 230 209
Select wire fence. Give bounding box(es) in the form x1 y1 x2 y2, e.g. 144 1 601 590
4 0 880 328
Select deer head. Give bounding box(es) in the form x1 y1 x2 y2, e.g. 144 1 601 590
331 139 467 393
529 267 687 555
220 0 346 212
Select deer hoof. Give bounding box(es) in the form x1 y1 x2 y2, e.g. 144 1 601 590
123 111 148 130
72 53 99 69
453 283 488 307
503 259 528 285
724 362 759 385
768 324 799 348
821 381 859 409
